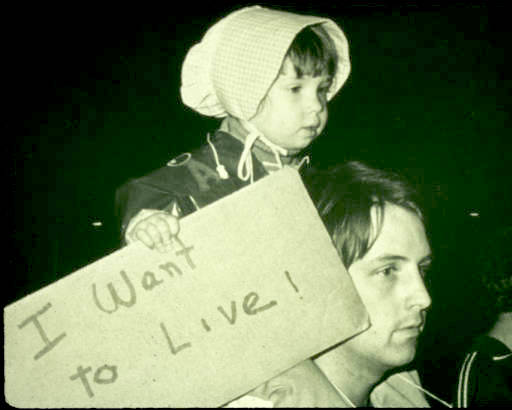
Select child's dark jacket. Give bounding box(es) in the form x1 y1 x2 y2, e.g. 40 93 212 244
115 130 268 241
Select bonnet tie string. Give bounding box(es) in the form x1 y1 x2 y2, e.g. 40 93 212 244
207 133 229 179
296 155 310 170
237 130 258 184
237 120 288 183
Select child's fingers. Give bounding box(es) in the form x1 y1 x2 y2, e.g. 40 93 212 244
153 214 180 253
158 213 180 238
130 211 180 252
153 215 173 244
146 222 164 247
134 229 155 249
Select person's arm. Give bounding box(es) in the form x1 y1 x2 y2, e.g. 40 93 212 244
224 359 345 408
455 348 482 408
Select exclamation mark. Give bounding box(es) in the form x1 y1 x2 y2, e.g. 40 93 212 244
284 270 302 299
200 318 211 332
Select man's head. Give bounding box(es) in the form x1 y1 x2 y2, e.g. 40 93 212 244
304 161 432 374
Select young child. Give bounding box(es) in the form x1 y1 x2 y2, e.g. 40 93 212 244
116 6 352 406
115 5 351 251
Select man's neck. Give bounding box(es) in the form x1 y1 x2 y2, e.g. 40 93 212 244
488 312 512 350
313 343 386 407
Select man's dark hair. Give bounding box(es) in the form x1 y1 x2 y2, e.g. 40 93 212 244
302 161 424 268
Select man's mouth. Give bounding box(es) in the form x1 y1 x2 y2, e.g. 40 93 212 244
396 326 421 338
397 318 424 332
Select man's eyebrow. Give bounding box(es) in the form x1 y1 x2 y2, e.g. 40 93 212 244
371 254 408 263
370 254 433 264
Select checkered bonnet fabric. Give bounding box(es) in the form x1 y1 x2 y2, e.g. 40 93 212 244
180 5 351 120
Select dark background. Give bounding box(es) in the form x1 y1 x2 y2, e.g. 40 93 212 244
11 1 511 406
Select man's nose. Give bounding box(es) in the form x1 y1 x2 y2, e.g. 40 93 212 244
405 269 432 312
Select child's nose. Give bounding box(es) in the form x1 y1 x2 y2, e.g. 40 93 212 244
305 92 323 114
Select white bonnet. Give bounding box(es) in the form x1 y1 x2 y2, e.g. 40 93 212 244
180 5 351 120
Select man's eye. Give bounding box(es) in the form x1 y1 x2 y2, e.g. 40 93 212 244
289 86 301 93
377 265 397 277
419 264 432 278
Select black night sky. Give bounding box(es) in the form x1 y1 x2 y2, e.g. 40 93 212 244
12 2 512 406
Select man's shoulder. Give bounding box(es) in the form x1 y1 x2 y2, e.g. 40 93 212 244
224 359 352 408
371 370 430 407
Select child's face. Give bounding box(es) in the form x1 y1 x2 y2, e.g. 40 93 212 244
249 58 332 155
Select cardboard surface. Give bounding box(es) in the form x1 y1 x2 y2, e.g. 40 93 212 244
4 168 369 408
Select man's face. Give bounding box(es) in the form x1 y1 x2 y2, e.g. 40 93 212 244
344 203 432 373
249 58 331 155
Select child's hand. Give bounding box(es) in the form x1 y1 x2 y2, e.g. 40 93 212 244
126 210 180 252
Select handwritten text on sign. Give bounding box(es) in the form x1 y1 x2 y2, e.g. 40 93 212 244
4 168 368 408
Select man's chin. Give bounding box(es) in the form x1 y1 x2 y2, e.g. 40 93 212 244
388 343 417 368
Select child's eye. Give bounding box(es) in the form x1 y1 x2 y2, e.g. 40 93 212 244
289 86 301 93
318 85 331 94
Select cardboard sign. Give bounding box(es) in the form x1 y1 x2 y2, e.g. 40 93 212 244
4 167 369 408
